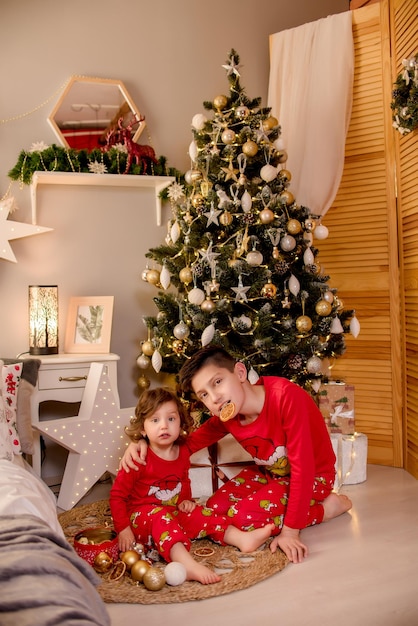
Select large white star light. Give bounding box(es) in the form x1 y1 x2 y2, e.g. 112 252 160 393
35 362 134 510
0 197 53 262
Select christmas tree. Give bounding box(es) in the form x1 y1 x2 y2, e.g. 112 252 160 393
138 49 359 401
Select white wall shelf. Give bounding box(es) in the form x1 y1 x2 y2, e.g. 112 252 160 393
30 171 175 226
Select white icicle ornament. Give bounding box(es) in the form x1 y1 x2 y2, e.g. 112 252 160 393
288 274 300 297
151 350 163 373
170 221 181 244
201 323 215 347
248 367 259 384
350 314 361 338
241 190 252 213
160 265 171 290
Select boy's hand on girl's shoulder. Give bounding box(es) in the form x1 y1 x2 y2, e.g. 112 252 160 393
119 440 148 472
270 525 308 563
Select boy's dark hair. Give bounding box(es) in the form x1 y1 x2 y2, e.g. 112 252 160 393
125 386 193 443
179 345 236 394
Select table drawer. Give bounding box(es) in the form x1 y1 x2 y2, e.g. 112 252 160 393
38 366 90 390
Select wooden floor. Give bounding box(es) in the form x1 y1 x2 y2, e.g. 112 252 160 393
72 464 418 626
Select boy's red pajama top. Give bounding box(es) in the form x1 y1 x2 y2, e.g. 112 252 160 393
187 376 336 530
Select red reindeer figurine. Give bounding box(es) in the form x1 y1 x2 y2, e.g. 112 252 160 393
105 114 157 174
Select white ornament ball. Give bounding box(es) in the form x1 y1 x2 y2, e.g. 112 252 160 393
173 320 190 340
136 354 150 369
314 224 329 240
246 250 263 266
260 164 278 182
323 290 334 303
306 356 322 374
280 235 296 252
192 113 207 130
188 287 205 306
164 562 187 586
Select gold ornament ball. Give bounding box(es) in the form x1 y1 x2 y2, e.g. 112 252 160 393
201 298 216 313
242 140 258 157
259 208 275 224
172 339 184 354
189 169 203 183
214 94 228 110
279 169 292 182
262 116 278 130
296 315 313 333
137 375 151 391
236 105 250 119
221 128 236 144
141 340 154 356
304 218 316 232
179 267 193 285
143 566 166 591
146 269 160 285
93 551 114 573
287 218 302 235
121 550 141 571
315 300 332 316
280 190 294 206
261 282 277 298
220 211 233 226
191 194 204 208
276 149 288 163
130 559 151 582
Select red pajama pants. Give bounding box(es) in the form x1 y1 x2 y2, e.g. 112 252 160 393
129 503 231 561
206 467 333 533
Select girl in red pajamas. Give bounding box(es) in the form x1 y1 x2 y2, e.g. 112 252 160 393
121 347 352 565
110 387 274 585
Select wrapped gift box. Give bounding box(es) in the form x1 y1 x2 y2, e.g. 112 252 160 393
318 381 355 434
331 432 367 489
189 434 254 501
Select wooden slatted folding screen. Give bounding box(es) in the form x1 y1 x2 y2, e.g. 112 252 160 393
317 0 403 466
390 0 418 477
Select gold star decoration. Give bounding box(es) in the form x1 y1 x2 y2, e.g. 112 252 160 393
0 196 52 262
221 161 239 182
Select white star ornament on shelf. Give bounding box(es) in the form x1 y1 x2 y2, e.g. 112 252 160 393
35 362 134 510
0 197 52 262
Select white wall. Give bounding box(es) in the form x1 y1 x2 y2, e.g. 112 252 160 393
0 0 348 408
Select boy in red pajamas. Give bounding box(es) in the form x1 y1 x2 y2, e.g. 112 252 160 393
110 386 274 584
121 346 352 564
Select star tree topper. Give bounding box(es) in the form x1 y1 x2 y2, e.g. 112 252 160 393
35 362 134 510
0 197 52 262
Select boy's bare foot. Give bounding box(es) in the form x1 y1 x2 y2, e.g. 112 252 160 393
225 523 275 553
322 492 352 522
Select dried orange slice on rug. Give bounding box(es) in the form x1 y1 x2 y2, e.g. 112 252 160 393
193 547 215 557
109 560 126 581
220 402 235 422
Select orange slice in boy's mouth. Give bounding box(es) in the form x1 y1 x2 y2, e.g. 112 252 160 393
219 402 236 422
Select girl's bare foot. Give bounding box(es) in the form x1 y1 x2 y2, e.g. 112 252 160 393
224 523 275 553
322 492 352 522
185 561 221 584
170 542 221 585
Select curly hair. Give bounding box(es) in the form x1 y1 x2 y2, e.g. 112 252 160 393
125 387 193 443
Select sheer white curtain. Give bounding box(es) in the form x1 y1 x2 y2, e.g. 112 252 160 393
268 12 354 217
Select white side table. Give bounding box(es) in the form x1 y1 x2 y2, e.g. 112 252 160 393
28 353 120 476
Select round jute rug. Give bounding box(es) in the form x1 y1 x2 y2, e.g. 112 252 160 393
58 499 289 604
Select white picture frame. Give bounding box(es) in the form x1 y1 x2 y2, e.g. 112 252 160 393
64 296 114 354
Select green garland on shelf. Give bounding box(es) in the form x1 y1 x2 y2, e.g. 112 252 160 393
391 54 418 135
8 144 182 186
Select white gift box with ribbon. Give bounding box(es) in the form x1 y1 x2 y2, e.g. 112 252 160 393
331 432 368 489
